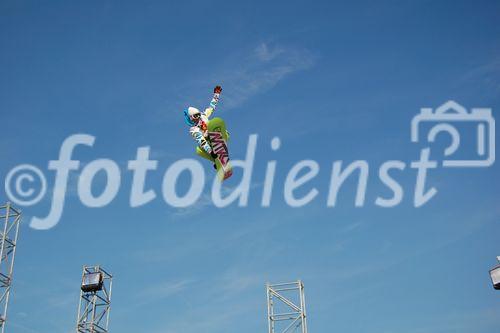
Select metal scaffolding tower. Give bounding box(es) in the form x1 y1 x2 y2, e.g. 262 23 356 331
76 265 113 333
267 281 308 333
0 203 21 333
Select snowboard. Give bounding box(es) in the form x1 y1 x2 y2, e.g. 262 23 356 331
207 117 233 181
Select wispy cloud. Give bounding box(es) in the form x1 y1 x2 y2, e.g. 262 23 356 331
254 43 285 62
8 321 43 333
172 182 263 218
218 43 317 109
146 271 265 333
172 190 214 218
455 56 500 98
165 42 317 118
136 279 194 305
389 306 500 333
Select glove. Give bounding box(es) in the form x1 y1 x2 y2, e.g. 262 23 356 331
210 151 218 160
214 85 222 94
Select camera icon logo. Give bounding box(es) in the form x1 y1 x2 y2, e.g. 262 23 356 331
411 100 495 167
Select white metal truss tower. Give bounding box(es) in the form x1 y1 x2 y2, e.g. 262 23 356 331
76 265 113 333
267 281 308 333
0 203 21 333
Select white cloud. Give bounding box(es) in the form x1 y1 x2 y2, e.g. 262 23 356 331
172 182 263 218
146 272 265 333
136 279 194 305
456 56 500 98
218 43 316 109
392 306 499 333
254 43 285 62
167 42 316 116
172 190 214 217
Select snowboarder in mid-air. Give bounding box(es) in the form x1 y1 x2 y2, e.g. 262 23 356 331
184 85 233 180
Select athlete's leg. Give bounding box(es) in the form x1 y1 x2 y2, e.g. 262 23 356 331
196 146 215 161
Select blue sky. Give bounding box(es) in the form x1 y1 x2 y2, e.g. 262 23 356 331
1 0 500 332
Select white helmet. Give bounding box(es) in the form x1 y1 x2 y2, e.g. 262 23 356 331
184 106 201 125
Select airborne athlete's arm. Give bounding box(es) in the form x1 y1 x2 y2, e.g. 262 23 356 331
204 85 222 119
